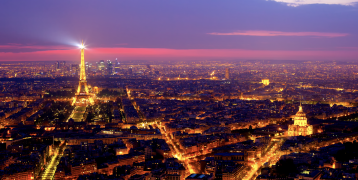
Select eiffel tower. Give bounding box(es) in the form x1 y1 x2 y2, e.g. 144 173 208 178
72 40 94 105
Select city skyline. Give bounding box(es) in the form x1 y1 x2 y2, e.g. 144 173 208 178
1 0 358 61
2 1 358 180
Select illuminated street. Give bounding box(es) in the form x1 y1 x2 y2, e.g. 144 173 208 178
155 123 195 175
242 134 358 180
40 143 65 180
242 139 285 180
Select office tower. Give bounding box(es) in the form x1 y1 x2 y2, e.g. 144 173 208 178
225 68 230 79
115 65 120 73
85 62 89 72
71 64 79 76
107 60 113 75
60 61 66 69
128 67 133 75
98 60 105 71
55 61 60 70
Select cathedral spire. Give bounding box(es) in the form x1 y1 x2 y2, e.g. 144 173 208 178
298 95 303 112
299 100 303 112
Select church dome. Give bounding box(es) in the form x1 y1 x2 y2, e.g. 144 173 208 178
289 104 313 136
294 106 306 119
293 105 308 126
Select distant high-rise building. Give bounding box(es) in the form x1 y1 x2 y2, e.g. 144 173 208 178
98 60 105 71
60 61 66 69
85 62 89 73
55 61 60 70
72 64 79 76
225 68 230 79
107 60 113 75
71 64 79 76
113 58 120 73
115 65 120 73
128 67 133 75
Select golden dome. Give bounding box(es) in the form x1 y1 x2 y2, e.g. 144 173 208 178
295 106 306 118
294 105 308 126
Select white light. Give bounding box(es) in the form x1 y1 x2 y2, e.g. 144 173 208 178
79 45 85 49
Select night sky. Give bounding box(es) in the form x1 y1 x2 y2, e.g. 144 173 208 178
1 0 358 61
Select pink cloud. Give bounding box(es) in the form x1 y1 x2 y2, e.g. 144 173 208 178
208 30 349 38
337 47 358 50
0 47 357 61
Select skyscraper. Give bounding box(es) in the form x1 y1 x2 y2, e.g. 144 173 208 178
60 61 66 70
225 68 230 79
128 67 133 75
107 60 113 75
85 62 89 73
98 60 105 71
71 64 79 76
55 61 60 70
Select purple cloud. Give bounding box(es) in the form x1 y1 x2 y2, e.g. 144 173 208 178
208 30 349 38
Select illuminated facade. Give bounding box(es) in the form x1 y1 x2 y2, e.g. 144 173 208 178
262 79 270 86
72 40 94 105
225 68 230 79
288 105 313 136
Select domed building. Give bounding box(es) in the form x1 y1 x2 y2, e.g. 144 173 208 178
288 105 313 136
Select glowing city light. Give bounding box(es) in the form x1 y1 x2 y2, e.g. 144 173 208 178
3 3 358 180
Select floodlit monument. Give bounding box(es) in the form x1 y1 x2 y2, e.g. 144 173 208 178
72 40 94 105
288 104 313 136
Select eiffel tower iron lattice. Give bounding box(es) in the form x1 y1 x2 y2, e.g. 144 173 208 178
72 40 94 106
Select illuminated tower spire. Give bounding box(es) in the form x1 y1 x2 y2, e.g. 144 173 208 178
77 40 89 94
72 40 94 106
80 40 86 81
